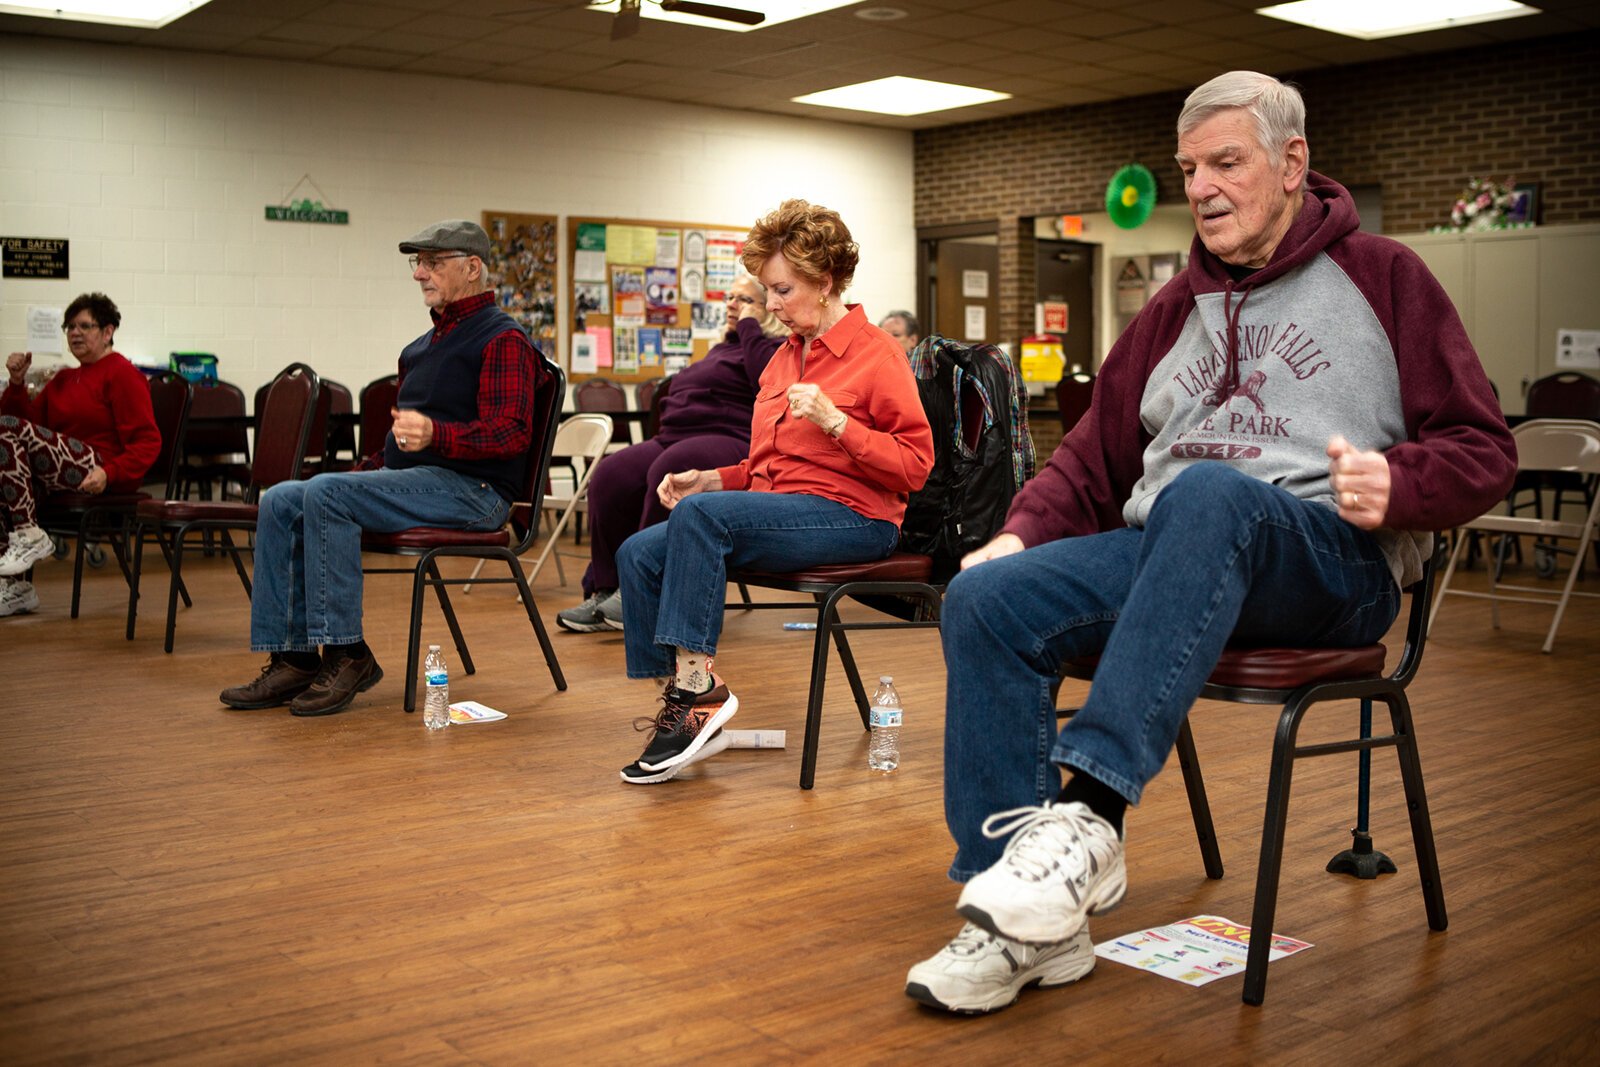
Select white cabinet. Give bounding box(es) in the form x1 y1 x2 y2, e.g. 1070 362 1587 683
1394 224 1600 414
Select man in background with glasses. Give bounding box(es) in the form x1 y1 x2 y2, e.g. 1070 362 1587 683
219 219 547 717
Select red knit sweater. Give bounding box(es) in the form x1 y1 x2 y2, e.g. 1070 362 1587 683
1 352 161 490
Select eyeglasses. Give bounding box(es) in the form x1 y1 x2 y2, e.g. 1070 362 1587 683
61 321 101 334
408 253 470 272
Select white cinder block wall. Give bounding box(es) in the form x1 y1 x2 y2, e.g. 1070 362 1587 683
0 35 915 398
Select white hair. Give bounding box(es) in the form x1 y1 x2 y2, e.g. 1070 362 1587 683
1178 71 1306 161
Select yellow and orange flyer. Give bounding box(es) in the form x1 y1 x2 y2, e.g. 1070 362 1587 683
1093 914 1312 987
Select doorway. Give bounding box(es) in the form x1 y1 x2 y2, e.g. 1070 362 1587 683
1034 239 1095 373
917 223 999 345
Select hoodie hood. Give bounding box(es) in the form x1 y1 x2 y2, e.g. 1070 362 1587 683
1185 170 1361 407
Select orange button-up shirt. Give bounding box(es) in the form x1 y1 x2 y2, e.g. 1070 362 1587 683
715 304 934 526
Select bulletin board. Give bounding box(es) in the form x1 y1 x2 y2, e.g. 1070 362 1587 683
567 216 750 382
482 210 559 360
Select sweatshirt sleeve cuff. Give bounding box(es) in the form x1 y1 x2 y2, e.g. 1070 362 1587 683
715 463 749 491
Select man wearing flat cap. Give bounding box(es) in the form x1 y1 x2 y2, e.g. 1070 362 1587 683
219 219 547 717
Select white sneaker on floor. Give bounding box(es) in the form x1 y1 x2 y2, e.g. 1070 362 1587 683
0 524 53 577
0 577 40 617
957 801 1126 946
906 921 1095 1014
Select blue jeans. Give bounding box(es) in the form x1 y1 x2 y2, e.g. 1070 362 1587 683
615 491 900 678
942 464 1400 881
250 466 510 652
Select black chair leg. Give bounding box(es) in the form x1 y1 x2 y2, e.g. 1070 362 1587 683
830 624 873 728
126 524 144 640
425 559 473 675
1174 718 1224 880
154 530 193 609
163 527 191 653
1243 694 1309 1006
403 560 430 713
70 517 90 619
1387 693 1448 932
798 591 839 790
509 552 567 691
220 528 251 597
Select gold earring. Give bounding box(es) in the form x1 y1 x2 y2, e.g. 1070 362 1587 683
819 294 829 307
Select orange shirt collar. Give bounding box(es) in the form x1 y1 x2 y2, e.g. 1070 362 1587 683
784 303 868 360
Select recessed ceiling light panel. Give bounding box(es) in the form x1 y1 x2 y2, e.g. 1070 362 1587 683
0 0 214 29
792 76 1011 117
1256 0 1539 40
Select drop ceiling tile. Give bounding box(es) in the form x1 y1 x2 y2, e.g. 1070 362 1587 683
972 27 1091 53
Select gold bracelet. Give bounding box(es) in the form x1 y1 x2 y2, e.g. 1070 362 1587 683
829 413 847 438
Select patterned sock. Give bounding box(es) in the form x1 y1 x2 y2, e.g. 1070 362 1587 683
673 650 715 695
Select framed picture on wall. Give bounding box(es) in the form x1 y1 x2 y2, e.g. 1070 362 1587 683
1508 182 1541 225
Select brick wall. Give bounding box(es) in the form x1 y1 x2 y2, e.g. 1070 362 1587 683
917 32 1600 237
916 32 1600 462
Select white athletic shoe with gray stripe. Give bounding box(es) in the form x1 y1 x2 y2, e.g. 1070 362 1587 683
957 801 1126 946
906 922 1095 1014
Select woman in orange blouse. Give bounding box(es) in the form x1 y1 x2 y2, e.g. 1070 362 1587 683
614 199 935 784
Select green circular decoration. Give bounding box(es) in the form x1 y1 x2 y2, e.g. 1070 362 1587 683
1106 164 1157 229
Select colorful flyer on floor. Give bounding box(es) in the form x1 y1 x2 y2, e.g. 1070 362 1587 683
448 700 507 724
1094 915 1312 986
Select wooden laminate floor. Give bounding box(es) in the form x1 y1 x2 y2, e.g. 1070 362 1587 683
1 538 1597 1065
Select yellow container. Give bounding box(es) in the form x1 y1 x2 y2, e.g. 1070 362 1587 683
1019 335 1065 384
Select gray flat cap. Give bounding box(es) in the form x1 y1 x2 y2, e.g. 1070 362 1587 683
398 219 491 260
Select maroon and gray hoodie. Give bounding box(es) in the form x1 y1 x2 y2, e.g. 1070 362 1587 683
1003 171 1516 586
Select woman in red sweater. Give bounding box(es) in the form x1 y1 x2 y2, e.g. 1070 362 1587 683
1 292 160 615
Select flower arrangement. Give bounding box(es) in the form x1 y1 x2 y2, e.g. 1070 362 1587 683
1447 176 1518 231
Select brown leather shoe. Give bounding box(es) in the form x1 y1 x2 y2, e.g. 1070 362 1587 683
220 654 318 709
289 650 384 717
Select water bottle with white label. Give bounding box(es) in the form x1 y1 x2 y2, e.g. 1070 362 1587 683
868 675 902 772
423 644 450 730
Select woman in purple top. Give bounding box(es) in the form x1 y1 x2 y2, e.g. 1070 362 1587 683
558 274 787 632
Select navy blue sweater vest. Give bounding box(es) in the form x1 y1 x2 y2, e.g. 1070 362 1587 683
384 303 528 503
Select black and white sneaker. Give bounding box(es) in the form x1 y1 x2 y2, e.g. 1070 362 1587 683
595 588 624 631
557 589 616 633
628 676 739 773
620 727 732 784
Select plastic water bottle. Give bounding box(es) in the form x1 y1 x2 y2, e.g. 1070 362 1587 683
423 644 450 730
868 675 902 772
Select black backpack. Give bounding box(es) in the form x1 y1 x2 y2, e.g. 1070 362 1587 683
901 335 1034 581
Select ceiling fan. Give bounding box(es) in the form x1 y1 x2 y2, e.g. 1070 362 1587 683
596 0 766 41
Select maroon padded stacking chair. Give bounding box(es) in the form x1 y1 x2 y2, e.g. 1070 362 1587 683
1056 370 1095 432
357 374 400 463
39 371 193 618
178 378 249 502
1054 544 1448 1006
360 354 567 712
574 376 632 449
126 363 321 652
634 375 667 440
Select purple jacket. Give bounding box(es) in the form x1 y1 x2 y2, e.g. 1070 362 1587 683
657 317 782 445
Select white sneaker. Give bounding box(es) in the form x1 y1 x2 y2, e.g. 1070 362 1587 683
957 801 1126 946
906 921 1094 1014
0 524 53 577
0 578 40 617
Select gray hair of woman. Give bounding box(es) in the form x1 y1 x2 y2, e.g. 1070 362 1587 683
1177 70 1306 164
732 273 790 339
